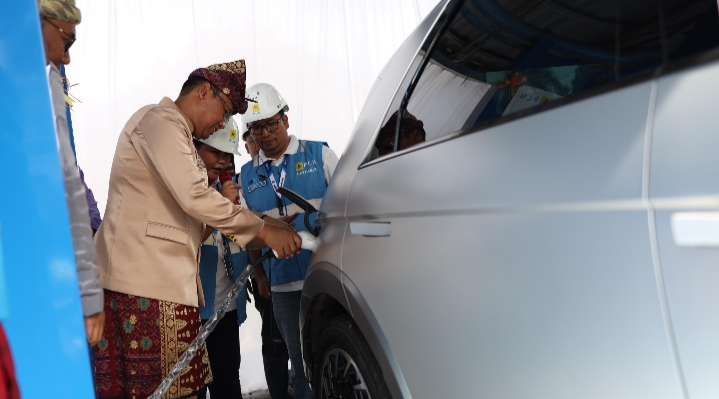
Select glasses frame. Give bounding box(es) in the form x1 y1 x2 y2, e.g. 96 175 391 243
43 17 76 53
248 115 285 137
209 85 233 123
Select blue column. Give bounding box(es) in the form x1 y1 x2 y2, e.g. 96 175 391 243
0 1 95 398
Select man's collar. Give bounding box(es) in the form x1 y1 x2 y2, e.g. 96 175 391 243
160 97 195 133
259 135 298 161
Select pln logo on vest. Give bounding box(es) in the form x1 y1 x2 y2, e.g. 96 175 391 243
296 160 319 176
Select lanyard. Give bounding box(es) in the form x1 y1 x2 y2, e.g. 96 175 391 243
263 156 289 216
213 185 235 279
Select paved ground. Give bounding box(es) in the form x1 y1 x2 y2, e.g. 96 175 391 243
246 389 297 399
207 391 278 399
206 390 273 399
245 391 271 399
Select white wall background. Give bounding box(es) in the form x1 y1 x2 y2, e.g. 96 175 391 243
68 0 440 393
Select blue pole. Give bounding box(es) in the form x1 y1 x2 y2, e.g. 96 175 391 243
0 1 95 397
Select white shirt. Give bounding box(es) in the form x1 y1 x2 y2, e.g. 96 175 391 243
258 135 339 186
204 231 238 313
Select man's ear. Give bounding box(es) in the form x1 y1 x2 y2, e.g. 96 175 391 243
198 82 212 101
283 115 290 130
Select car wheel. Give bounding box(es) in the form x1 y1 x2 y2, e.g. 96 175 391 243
314 314 392 399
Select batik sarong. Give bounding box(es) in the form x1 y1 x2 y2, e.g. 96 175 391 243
95 290 212 399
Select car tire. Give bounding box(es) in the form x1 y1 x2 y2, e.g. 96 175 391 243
313 314 392 399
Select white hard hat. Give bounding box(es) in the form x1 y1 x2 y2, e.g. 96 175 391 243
199 117 241 156
241 83 289 125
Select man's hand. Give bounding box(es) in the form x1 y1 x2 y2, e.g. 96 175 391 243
252 211 295 231
85 310 105 347
256 223 301 259
278 213 299 229
220 181 241 203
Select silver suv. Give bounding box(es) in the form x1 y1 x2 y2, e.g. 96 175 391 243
300 0 719 398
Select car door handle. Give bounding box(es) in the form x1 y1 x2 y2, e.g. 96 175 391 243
349 222 391 237
671 212 719 247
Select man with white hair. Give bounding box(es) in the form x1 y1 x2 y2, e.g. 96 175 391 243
39 0 105 348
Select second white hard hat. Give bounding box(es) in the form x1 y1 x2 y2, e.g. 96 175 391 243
241 83 289 125
199 117 242 156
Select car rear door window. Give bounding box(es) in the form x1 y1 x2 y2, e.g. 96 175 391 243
367 0 719 161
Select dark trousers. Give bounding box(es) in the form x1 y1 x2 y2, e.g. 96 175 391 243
199 309 242 399
251 278 291 399
272 291 313 399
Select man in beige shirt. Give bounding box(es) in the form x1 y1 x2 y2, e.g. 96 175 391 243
94 60 300 399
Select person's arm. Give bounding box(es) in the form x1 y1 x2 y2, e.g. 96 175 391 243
132 108 300 257
79 167 102 231
244 212 297 250
203 180 241 240
205 182 291 245
84 311 105 347
249 249 270 299
48 65 104 345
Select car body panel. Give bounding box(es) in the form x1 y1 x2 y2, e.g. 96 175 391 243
303 0 719 398
339 80 682 398
649 58 719 399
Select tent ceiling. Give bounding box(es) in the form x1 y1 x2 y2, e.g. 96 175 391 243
435 0 713 74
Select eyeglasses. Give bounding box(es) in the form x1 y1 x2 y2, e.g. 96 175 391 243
43 18 76 53
249 116 284 136
209 85 233 123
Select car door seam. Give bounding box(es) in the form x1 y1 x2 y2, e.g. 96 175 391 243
339 222 353 318
642 76 690 399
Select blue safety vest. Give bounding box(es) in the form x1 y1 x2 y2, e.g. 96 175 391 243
198 239 250 324
241 140 329 287
198 176 250 324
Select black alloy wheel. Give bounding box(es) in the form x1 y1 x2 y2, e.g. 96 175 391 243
314 315 392 399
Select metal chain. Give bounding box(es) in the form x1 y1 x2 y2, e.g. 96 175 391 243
149 252 269 399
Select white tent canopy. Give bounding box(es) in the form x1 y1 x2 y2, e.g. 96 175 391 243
70 0 440 213
69 0 439 393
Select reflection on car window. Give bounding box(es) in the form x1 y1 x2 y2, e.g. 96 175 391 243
368 0 719 160
375 111 426 157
